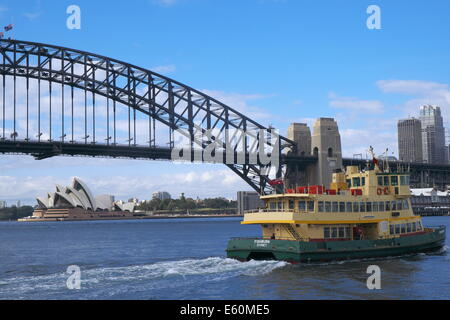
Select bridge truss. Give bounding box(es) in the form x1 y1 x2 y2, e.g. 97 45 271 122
0 39 296 194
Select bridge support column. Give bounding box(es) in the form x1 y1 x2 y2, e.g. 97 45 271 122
285 123 312 187
309 118 343 188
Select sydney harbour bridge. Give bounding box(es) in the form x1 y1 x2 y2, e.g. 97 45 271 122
0 39 449 194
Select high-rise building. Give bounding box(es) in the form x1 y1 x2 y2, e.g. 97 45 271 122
237 191 264 215
420 105 446 164
397 118 423 163
152 191 171 200
0 200 6 209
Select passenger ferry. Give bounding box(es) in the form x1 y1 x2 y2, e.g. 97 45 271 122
227 156 446 263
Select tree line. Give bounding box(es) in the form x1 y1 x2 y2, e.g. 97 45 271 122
0 206 34 221
136 196 236 212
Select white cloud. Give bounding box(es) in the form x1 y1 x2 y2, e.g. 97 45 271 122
23 11 42 20
377 80 448 96
0 167 249 204
152 64 176 74
153 0 179 6
329 92 384 114
202 89 274 123
376 79 450 121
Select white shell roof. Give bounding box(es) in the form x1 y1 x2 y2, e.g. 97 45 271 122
35 178 135 212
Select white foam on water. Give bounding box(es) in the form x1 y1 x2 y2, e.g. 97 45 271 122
0 257 288 298
85 257 288 281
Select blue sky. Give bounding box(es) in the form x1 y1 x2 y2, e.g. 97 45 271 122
0 0 449 204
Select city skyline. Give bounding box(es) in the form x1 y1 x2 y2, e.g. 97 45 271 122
0 0 449 203
398 105 449 165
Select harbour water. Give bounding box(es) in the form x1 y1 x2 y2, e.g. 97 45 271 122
0 216 448 300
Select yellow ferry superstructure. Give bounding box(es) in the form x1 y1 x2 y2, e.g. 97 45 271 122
227 163 446 262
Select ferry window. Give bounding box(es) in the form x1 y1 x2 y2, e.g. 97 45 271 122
346 202 353 212
325 202 332 212
395 224 400 234
412 222 417 232
345 227 351 238
308 201 315 212
391 176 398 186
277 202 283 210
361 177 366 186
400 176 407 186
359 202 366 212
378 176 383 186
332 202 339 212
401 224 406 234
391 201 397 211
366 202 372 212
417 221 422 230
324 227 330 239
385 201 391 211
338 227 345 238
378 201 385 211
403 200 409 210
383 176 389 186
372 202 379 212
346 179 351 188
397 200 403 211
407 223 411 233
352 177 361 187
331 227 338 238
353 202 359 212
390 225 394 235
318 201 324 212
405 176 410 185
289 200 295 210
298 201 306 211
339 202 346 212
270 202 276 210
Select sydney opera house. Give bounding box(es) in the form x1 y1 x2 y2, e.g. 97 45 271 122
19 178 137 222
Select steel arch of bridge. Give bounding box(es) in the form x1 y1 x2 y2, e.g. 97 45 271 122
0 39 295 194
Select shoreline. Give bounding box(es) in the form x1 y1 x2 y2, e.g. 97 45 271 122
16 213 243 222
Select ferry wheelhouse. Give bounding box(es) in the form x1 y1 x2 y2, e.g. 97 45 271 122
227 161 446 263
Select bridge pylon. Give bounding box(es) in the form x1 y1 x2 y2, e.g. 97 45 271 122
285 118 343 189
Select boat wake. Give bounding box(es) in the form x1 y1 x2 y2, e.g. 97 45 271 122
83 257 289 282
0 257 288 299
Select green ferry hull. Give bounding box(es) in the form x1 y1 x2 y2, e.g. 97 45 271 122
226 226 446 263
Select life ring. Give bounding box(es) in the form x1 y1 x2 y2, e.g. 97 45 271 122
377 188 383 196
383 187 390 195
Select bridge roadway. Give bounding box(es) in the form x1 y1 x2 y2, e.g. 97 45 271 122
1 140 449 188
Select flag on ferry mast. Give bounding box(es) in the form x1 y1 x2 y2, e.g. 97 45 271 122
4 24 13 31
268 179 284 186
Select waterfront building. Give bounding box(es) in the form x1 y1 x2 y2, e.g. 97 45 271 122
398 118 423 163
420 105 446 164
152 191 171 200
237 191 264 215
411 188 450 216
0 200 6 209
